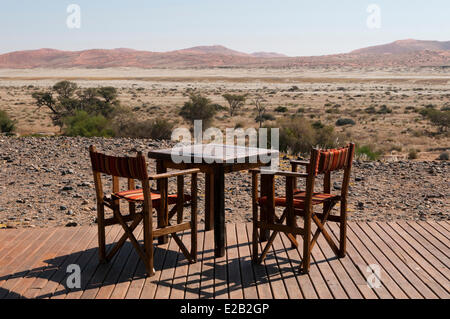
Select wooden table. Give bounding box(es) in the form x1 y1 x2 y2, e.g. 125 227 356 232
149 144 279 257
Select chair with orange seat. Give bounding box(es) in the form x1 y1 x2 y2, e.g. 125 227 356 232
89 145 199 276
251 143 355 274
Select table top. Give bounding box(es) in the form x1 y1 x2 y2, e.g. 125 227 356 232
148 144 279 165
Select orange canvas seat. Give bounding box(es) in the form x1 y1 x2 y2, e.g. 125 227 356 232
258 191 339 209
112 189 191 206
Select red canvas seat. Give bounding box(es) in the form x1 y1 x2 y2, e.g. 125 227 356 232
258 191 339 209
112 189 191 206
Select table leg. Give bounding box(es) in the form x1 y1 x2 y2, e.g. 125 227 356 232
156 160 168 244
204 172 214 231
260 173 275 242
213 166 225 257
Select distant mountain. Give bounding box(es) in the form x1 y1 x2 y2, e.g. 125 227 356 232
250 52 288 58
351 39 450 54
0 40 449 69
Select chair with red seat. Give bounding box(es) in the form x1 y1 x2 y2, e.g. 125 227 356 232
251 143 355 274
89 145 199 276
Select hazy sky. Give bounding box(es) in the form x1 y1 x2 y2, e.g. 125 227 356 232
1 0 449 56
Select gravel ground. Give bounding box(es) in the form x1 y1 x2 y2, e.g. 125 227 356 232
0 136 448 229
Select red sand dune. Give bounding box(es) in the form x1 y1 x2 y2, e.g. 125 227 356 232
0 40 449 69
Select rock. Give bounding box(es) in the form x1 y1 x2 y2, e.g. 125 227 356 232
60 205 67 211
65 221 78 227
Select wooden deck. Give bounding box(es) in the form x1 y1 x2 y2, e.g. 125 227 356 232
0 221 449 299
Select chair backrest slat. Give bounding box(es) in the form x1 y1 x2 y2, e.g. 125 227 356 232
89 146 148 180
312 143 354 176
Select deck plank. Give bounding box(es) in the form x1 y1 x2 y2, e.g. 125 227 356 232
95 225 144 299
7 227 83 299
387 222 450 281
154 230 182 299
35 226 100 299
357 222 438 299
0 228 57 299
271 231 303 299
246 223 273 299
183 227 205 299
348 222 422 298
236 223 259 299
372 222 449 299
397 222 450 272
0 220 448 300
329 222 397 298
225 223 243 299
139 236 171 299
315 226 364 299
23 226 90 299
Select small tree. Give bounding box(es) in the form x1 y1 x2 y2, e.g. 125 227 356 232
222 94 246 117
254 95 270 128
32 81 120 132
179 94 217 129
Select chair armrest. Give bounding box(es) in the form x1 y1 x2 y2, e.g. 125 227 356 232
249 168 308 178
149 168 200 180
290 160 310 166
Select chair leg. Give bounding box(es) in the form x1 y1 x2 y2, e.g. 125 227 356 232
339 199 347 258
97 203 106 263
252 210 259 263
190 173 198 263
301 208 312 274
144 208 154 277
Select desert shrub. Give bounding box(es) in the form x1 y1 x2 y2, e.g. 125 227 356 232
63 111 114 137
335 118 356 126
116 118 173 140
255 113 275 126
356 145 381 161
377 105 392 114
0 110 16 133
438 152 449 161
179 93 217 128
408 149 419 160
211 103 227 111
275 106 288 113
364 106 377 114
276 116 341 155
419 108 450 133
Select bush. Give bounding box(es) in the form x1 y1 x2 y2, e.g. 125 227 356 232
356 145 381 161
377 105 392 114
335 118 356 126
408 149 419 160
179 94 217 128
0 110 16 133
32 81 120 132
438 152 449 161
116 118 174 140
276 116 341 155
63 111 114 137
419 108 450 133
274 106 288 113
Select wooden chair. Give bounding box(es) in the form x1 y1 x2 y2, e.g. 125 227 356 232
89 145 199 276
251 143 355 274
